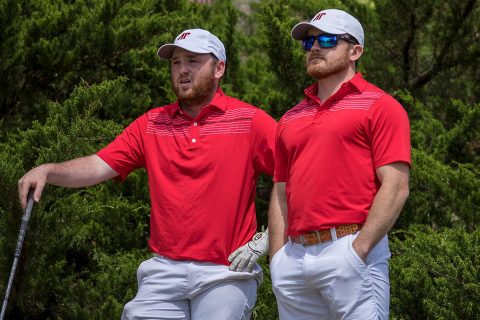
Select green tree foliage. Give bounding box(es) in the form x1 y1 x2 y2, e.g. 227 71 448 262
0 0 241 133
390 225 480 319
369 0 480 102
0 0 479 318
400 149 480 231
0 78 152 319
395 91 480 231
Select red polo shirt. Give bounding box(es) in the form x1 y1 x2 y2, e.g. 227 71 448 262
97 88 277 265
274 73 411 236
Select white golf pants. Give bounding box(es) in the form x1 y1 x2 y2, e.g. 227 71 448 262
271 233 391 319
121 254 262 320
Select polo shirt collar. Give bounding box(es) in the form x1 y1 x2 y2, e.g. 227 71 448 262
304 72 367 103
166 88 228 117
349 72 367 92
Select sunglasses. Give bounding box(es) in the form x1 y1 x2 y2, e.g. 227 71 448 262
302 34 358 51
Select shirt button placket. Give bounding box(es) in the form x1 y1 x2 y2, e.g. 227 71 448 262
191 120 200 144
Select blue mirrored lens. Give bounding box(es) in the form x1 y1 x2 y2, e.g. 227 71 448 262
302 34 338 50
318 35 337 48
302 37 315 50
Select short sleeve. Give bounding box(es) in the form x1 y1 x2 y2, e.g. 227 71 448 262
368 95 411 168
251 109 277 176
273 120 288 182
96 115 147 181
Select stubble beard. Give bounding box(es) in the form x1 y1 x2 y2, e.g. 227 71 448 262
173 65 217 108
306 48 350 80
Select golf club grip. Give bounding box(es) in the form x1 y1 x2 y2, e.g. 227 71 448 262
24 189 34 221
13 190 34 257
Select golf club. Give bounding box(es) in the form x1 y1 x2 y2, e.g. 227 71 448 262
1 189 34 320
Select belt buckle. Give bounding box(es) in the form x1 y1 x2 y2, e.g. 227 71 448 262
300 234 307 246
300 231 321 246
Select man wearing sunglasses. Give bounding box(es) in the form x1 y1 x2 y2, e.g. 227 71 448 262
268 9 411 319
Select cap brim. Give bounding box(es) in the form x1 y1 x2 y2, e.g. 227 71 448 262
157 43 212 59
291 22 347 40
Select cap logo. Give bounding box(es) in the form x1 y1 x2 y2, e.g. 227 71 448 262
177 32 191 40
313 12 326 21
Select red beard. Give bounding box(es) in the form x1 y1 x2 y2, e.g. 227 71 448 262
173 64 216 107
306 48 350 79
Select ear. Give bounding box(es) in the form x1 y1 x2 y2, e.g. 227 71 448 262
350 45 363 62
214 60 225 80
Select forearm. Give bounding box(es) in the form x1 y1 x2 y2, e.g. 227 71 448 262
45 155 117 187
355 184 409 250
268 182 288 258
353 163 410 259
18 154 118 208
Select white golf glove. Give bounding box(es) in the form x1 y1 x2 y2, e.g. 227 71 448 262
228 229 269 272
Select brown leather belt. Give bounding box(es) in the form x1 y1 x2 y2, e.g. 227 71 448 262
290 224 361 246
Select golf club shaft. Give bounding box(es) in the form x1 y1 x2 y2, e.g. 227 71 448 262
1 190 34 320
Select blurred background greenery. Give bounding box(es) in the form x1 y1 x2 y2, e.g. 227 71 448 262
1 0 479 318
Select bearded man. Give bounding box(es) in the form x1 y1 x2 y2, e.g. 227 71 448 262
18 29 277 320
268 10 411 319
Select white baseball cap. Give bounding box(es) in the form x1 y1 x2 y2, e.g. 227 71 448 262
291 9 364 47
157 28 226 62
